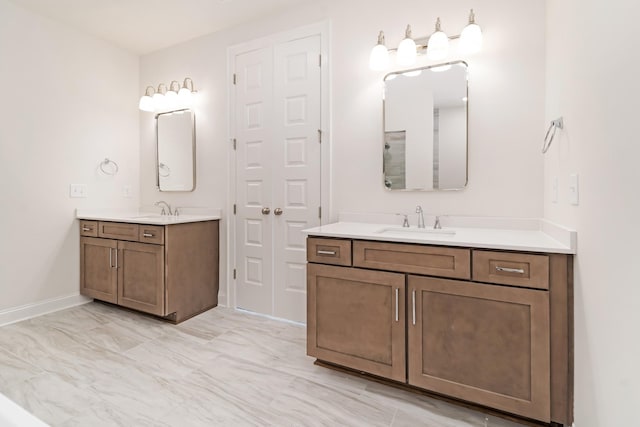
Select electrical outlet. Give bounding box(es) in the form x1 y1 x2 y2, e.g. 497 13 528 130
552 176 558 203
123 185 132 198
69 184 87 198
568 173 579 205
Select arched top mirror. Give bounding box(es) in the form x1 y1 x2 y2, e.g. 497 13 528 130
383 61 468 191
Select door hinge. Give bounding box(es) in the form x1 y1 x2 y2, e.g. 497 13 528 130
233 269 237 279
319 54 322 67
233 204 237 215
318 206 322 219
232 138 237 150
233 73 237 85
317 129 322 144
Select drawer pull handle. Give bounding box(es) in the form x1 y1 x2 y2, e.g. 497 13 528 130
496 266 525 274
82 227 92 232
395 288 399 322
317 250 336 256
412 290 416 326
143 233 155 238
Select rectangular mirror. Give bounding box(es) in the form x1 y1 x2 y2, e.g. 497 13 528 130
383 61 468 191
156 109 196 192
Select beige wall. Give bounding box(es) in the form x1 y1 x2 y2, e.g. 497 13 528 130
0 0 140 314
139 0 546 305
545 0 640 425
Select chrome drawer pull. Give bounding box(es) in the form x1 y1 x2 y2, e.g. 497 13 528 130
143 233 155 238
412 290 416 326
395 288 399 322
82 227 92 232
317 250 336 256
496 266 525 274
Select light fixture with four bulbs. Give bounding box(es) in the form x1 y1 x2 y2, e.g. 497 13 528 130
369 9 483 71
139 77 197 112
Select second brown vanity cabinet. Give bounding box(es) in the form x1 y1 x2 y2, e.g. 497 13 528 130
80 219 219 322
306 237 573 425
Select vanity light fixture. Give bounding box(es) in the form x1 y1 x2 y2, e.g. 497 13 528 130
369 9 483 71
138 77 197 112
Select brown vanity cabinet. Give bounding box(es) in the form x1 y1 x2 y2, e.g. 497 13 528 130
80 220 219 322
306 237 573 425
408 275 550 422
307 263 406 381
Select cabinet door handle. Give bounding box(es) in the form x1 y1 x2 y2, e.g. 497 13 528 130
109 248 113 268
395 288 399 322
495 266 525 274
143 233 154 238
115 249 118 269
317 250 336 256
412 289 416 326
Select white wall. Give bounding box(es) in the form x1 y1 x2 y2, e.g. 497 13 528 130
0 0 140 314
545 0 640 425
139 0 546 305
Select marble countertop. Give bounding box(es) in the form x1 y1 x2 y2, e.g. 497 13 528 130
303 220 576 254
76 209 221 225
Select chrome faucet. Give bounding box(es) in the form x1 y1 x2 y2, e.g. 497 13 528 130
433 215 442 229
155 200 173 216
416 205 425 229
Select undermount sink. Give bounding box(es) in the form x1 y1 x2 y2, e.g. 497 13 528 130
375 226 456 236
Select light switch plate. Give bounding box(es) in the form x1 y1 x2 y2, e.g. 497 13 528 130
69 184 87 198
568 174 579 205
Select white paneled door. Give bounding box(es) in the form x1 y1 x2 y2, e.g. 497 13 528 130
235 34 321 323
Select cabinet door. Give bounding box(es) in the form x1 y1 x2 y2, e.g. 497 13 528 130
408 276 550 422
80 237 117 303
307 264 406 382
117 241 165 316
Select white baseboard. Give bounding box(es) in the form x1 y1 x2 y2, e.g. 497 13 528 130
0 294 92 327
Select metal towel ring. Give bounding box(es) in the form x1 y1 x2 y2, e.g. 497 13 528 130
542 117 564 154
158 162 171 177
100 158 119 175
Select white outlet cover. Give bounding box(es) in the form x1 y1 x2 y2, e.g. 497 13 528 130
569 174 579 205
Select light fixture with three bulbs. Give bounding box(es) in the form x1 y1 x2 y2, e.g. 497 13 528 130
369 9 483 71
139 77 197 112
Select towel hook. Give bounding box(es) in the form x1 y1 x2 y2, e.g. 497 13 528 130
99 158 119 175
542 117 564 154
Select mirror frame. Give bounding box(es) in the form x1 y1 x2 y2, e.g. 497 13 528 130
155 108 196 192
382 60 469 192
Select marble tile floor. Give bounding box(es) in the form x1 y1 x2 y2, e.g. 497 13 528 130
0 302 530 427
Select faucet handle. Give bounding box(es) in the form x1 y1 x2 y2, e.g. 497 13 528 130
433 215 442 229
396 213 410 228
174 207 180 217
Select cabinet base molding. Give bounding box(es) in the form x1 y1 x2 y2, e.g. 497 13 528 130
94 300 218 324
314 360 552 427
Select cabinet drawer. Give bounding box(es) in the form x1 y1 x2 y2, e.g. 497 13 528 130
473 250 549 290
138 225 165 245
307 237 352 266
353 241 471 279
98 222 139 241
80 220 98 237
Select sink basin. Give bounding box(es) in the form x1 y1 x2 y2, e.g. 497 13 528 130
375 226 456 236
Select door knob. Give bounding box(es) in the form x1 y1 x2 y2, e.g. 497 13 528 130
261 207 271 215
274 208 283 216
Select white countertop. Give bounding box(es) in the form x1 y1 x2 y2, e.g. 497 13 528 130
76 209 221 225
303 220 576 254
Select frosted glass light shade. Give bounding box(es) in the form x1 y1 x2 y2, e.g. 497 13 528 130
369 44 390 71
426 30 449 60
138 95 154 112
459 23 483 54
165 90 178 109
397 37 417 66
178 87 193 108
152 93 166 111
